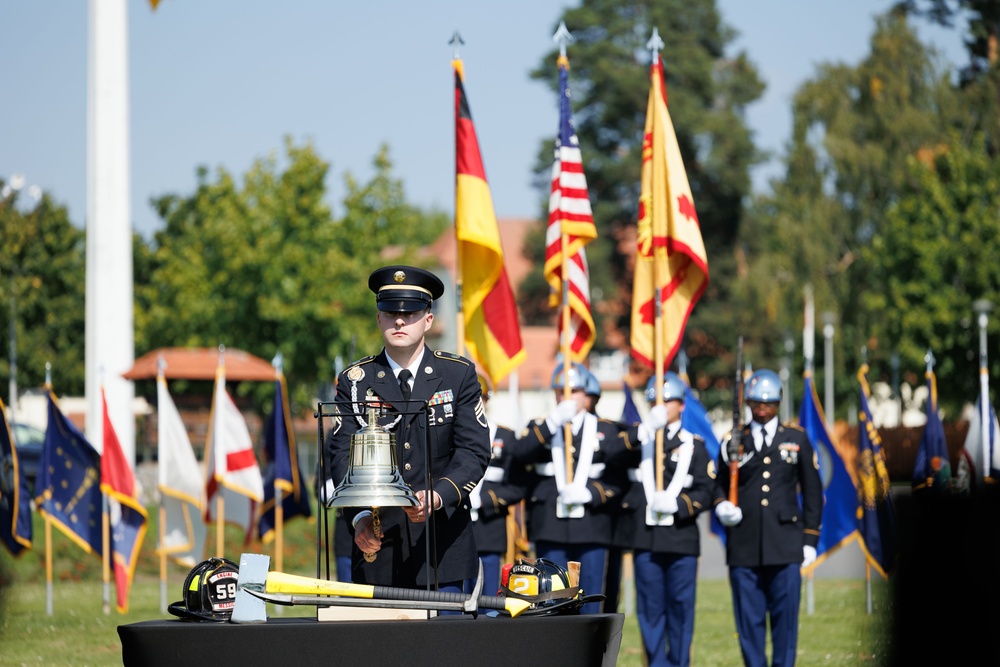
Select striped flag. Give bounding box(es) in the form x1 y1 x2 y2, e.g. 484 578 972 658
100 388 148 613
454 57 526 386
630 45 709 372
856 364 897 579
543 54 597 363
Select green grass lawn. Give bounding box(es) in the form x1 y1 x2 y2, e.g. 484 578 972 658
0 506 893 666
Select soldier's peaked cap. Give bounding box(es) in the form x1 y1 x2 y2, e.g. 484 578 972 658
369 265 445 313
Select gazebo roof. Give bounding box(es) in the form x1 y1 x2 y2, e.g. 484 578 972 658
122 347 276 382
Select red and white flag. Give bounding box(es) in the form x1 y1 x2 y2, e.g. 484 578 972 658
204 362 264 543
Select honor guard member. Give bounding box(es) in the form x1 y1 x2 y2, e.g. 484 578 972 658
324 265 490 593
606 372 714 667
713 368 823 667
591 373 628 614
508 362 624 614
467 374 526 599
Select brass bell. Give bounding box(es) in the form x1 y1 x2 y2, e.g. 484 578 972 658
326 403 419 509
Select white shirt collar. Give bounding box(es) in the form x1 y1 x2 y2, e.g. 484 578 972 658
386 349 424 380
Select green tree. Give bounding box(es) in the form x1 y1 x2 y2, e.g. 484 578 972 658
0 186 86 397
135 138 446 413
739 12 967 415
861 132 1000 416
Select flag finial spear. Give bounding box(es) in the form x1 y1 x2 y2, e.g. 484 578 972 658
450 31 464 60
553 21 573 58
646 27 664 56
925 349 936 372
45 361 51 387
272 351 283 375
157 353 166 376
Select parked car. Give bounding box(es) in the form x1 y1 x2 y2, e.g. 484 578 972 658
11 422 44 495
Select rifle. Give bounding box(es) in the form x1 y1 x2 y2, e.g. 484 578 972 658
728 336 744 504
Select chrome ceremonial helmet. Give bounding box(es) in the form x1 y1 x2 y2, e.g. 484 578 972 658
550 362 589 392
745 369 782 403
644 372 687 403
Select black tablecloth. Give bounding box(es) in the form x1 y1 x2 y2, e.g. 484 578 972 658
118 613 625 667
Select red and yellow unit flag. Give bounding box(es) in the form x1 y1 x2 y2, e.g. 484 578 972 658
544 53 597 362
630 45 709 371
454 57 526 386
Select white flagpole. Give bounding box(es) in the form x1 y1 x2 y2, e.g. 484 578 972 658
975 300 992 480
802 284 816 615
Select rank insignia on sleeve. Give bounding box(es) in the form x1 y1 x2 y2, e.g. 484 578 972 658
475 398 488 428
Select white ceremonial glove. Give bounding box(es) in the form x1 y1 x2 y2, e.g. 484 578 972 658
715 500 743 527
558 486 593 506
650 490 678 515
548 399 579 428
802 545 817 568
470 492 482 510
644 404 669 432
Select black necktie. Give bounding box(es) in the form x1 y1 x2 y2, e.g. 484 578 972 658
398 369 412 402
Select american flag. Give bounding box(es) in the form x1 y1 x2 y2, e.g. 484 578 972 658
543 54 597 362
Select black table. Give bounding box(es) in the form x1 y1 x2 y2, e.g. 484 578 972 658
119 613 625 667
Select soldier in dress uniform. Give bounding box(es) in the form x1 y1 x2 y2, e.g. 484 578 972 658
467 373 525 599
323 265 490 593
606 372 714 667
713 368 823 667
508 362 633 614
593 373 629 615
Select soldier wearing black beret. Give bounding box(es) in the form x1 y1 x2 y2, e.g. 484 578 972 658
324 265 490 594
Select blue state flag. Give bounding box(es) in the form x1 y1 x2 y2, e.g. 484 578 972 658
856 365 897 579
1 398 32 555
912 366 952 494
258 375 312 543
619 380 641 425
35 389 103 555
799 371 858 565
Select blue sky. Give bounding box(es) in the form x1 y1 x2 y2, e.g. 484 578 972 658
0 1 965 239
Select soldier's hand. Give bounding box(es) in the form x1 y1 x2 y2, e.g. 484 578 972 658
715 500 743 527
558 486 593 506
548 399 579 429
639 404 669 441
650 490 678 515
354 516 381 553
404 489 441 523
802 545 817 568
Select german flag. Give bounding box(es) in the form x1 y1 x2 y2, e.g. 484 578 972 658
454 58 525 386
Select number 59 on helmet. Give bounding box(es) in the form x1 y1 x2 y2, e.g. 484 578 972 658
168 557 241 622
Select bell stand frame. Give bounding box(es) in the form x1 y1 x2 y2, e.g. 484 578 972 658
314 398 439 591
